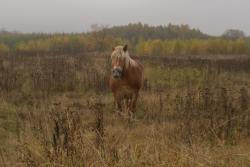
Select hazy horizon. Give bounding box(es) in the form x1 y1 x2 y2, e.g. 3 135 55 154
1 0 250 36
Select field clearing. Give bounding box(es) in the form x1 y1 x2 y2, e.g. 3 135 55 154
0 54 249 166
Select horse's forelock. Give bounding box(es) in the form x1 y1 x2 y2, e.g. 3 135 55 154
111 46 135 69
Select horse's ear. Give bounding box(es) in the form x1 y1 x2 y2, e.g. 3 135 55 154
123 44 128 52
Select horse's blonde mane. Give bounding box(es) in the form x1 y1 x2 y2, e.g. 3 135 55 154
111 46 136 69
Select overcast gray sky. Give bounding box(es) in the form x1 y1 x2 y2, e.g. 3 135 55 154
0 0 249 35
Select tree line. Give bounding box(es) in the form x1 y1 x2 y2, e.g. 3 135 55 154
0 32 125 55
98 23 209 45
0 24 249 56
136 38 250 56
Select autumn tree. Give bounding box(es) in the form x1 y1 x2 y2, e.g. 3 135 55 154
222 29 246 40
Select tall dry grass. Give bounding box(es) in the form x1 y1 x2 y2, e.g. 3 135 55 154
0 54 249 166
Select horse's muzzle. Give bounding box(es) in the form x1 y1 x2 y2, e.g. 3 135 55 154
112 67 122 79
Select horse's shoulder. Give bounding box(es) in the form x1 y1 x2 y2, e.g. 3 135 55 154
133 60 143 71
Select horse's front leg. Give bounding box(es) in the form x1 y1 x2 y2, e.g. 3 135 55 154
114 93 122 114
131 91 139 113
126 92 138 120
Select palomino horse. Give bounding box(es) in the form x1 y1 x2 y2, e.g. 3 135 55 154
109 45 143 115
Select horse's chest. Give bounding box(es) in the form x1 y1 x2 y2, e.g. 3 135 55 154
116 85 134 99
110 79 133 93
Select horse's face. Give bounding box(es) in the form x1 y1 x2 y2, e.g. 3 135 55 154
111 45 128 79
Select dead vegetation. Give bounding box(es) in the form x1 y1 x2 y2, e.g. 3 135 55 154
0 54 249 166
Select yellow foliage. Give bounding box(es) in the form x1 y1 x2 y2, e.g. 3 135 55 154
0 43 10 56
136 39 250 56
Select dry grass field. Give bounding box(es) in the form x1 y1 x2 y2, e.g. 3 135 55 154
0 53 249 166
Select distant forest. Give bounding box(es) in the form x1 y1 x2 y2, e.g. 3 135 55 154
0 23 249 56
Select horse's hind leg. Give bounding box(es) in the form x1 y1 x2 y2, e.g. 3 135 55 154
117 100 122 113
126 97 133 115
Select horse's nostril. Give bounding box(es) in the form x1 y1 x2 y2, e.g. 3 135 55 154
112 68 122 73
112 68 122 79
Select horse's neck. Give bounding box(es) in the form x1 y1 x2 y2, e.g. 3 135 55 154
124 58 137 78
125 56 136 68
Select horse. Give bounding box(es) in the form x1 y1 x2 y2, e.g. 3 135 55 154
109 45 143 115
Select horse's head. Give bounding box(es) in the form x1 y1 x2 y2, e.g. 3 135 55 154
111 45 129 79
